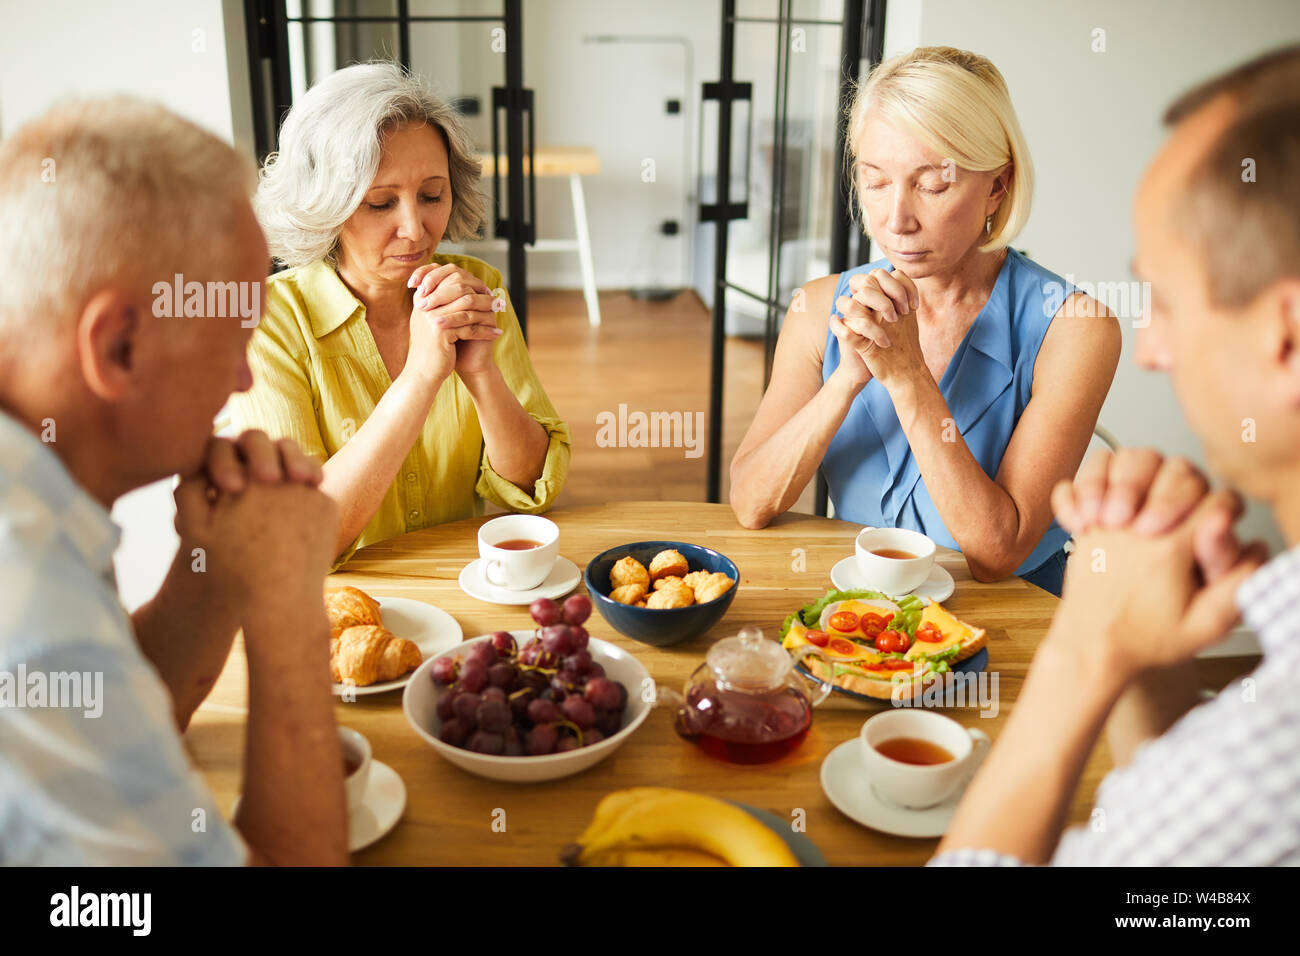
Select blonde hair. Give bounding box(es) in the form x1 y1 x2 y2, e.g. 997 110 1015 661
256 61 487 268
846 46 1033 252
0 97 255 341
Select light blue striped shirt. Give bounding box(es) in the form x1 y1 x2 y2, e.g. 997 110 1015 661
0 409 245 865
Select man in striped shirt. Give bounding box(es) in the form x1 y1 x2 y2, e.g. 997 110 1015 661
932 46 1300 866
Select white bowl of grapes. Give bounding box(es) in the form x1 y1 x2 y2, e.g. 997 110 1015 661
403 594 653 782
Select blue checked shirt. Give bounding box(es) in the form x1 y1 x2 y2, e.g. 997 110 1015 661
0 410 246 865
930 543 1300 866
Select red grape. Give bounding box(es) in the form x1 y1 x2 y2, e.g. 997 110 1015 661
530 598 563 627
452 692 482 723
540 624 575 656
459 660 489 693
430 656 459 684
503 726 524 756
439 717 470 747
467 730 505 755
435 692 457 722
555 736 581 753
526 723 558 755
582 727 605 747
561 696 596 730
583 676 621 710
527 698 561 724
565 649 594 676
476 698 511 733
569 625 589 651
466 641 498 669
491 631 518 658
488 662 519 691
563 594 593 626
481 685 507 703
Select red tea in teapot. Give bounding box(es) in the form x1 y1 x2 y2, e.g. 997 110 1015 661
674 683 813 765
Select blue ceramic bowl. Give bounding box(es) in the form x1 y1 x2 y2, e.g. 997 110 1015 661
584 541 739 648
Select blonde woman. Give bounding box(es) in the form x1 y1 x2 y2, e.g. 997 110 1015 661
730 47 1120 596
228 62 570 563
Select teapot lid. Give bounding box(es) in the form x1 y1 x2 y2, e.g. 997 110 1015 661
706 626 791 691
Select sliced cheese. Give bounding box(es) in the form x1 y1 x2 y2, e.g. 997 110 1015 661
817 599 900 638
904 603 975 660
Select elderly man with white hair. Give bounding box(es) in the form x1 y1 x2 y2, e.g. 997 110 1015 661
0 98 347 865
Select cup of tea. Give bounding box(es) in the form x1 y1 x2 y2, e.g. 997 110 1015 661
477 514 559 590
339 726 372 815
859 709 989 809
854 527 936 594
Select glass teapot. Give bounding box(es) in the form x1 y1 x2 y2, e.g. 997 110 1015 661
669 626 833 764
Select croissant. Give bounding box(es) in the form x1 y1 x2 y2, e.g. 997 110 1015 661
325 586 383 639
331 625 421 686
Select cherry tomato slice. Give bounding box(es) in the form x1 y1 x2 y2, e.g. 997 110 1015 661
860 611 893 629
828 611 860 633
875 629 905 653
827 638 859 657
916 623 945 643
883 659 915 671
803 629 830 647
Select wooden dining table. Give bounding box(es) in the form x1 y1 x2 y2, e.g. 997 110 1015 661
186 501 1259 865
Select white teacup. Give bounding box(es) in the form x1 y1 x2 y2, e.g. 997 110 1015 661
339 726 372 815
859 709 990 810
854 526 936 594
478 515 559 591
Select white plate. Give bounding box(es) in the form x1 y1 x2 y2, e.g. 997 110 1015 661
830 556 955 604
333 595 463 697
349 759 406 852
233 759 406 854
458 555 582 606
820 737 961 839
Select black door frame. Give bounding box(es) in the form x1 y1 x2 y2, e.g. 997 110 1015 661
243 0 536 335
702 0 887 506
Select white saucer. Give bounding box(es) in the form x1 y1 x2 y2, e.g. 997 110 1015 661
350 759 406 853
232 759 406 853
820 738 961 838
830 556 955 603
458 555 581 605
334 596 463 697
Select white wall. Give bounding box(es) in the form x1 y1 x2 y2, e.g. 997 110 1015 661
0 0 255 609
885 0 1300 554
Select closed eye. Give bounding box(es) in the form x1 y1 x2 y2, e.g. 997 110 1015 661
365 195 444 211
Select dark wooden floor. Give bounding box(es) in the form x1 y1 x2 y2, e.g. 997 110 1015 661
526 289 813 513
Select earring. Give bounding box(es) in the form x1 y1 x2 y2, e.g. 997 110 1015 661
985 216 992 235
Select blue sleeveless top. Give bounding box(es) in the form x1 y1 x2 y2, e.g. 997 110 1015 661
821 248 1073 579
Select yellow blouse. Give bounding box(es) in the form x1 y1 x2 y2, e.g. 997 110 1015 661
222 253 571 566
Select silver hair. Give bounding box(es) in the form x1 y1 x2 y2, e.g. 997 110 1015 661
0 96 255 342
256 61 487 268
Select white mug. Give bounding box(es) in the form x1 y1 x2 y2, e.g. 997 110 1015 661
854 526 936 594
478 515 559 591
859 709 990 809
339 726 371 815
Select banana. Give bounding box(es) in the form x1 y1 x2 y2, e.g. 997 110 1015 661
565 788 800 867
600 847 729 867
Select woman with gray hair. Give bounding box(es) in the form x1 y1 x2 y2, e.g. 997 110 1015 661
228 62 570 564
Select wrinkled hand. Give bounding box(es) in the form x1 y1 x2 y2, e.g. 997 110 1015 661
1047 449 1267 676
833 268 923 389
406 263 501 382
174 431 337 614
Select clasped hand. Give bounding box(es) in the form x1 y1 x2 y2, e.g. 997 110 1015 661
831 268 924 389
407 263 503 381
173 431 338 613
1048 449 1268 677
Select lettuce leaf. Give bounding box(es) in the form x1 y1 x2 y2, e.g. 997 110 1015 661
778 589 927 640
